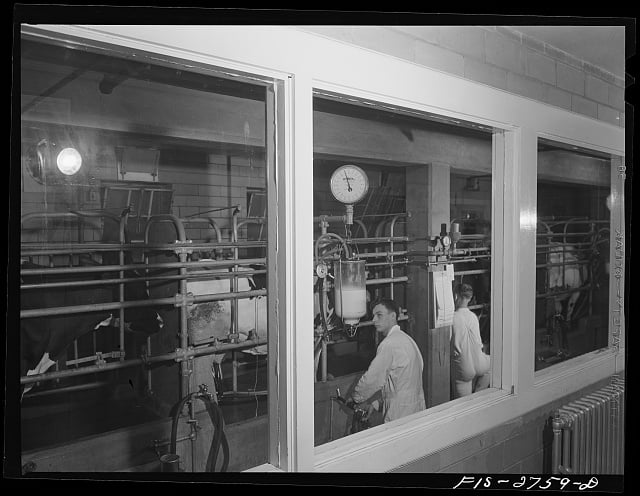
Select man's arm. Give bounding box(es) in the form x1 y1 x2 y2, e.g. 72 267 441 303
352 342 394 404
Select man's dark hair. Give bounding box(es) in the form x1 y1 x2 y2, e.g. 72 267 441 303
371 297 399 318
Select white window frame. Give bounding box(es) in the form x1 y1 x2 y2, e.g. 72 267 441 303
532 133 626 387
21 24 625 473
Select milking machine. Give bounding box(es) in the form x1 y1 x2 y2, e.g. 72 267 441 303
314 165 371 382
332 388 370 433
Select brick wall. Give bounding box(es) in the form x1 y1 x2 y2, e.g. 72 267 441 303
300 26 625 128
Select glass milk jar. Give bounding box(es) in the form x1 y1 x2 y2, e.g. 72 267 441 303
333 259 367 325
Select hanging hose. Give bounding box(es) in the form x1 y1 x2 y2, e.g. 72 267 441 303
317 276 330 338
169 386 230 472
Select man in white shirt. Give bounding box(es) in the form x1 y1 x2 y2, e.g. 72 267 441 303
349 298 426 423
451 283 491 399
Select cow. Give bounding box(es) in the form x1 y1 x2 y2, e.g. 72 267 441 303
547 243 588 323
185 264 268 352
144 252 268 400
20 261 164 396
20 212 164 398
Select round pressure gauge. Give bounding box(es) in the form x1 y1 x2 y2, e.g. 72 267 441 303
441 235 452 249
330 164 369 204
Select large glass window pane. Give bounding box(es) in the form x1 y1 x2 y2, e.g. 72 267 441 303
535 138 614 370
19 36 276 471
312 95 498 446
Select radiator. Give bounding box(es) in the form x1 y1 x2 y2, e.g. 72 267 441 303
552 376 625 474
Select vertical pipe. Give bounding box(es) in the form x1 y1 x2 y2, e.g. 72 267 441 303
232 351 238 394
144 250 152 395
118 214 128 363
588 222 594 318
178 250 190 401
231 209 240 394
605 394 612 474
552 414 564 474
389 216 396 300
146 335 152 394
73 339 79 368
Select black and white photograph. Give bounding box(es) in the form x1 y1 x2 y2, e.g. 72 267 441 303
6 8 632 488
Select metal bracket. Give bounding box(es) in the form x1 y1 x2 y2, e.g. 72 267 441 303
174 347 195 363
174 292 195 308
173 239 194 256
112 350 126 360
95 352 107 367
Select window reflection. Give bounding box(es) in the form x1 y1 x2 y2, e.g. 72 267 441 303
312 96 495 445
535 139 612 370
20 38 272 471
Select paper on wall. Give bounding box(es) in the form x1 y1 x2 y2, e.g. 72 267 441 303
434 264 455 327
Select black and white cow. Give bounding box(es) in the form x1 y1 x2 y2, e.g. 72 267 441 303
20 213 163 395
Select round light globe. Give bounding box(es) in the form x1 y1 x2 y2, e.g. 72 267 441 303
56 147 82 175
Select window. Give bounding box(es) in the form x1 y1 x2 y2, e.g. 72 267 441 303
20 35 281 472
534 138 619 370
312 94 501 446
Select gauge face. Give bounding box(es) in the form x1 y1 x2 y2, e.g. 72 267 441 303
330 165 369 204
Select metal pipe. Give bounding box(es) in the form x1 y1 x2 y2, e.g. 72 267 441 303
20 289 267 318
21 338 268 385
389 215 403 300
119 238 126 361
181 217 223 244
535 285 594 299
313 215 369 239
21 241 267 256
536 231 598 239
365 260 409 268
365 276 409 286
20 269 268 291
454 269 490 276
552 414 565 474
21 211 120 228
346 236 408 244
536 243 596 250
144 214 187 243
427 258 477 266
225 390 268 397
20 258 267 276
22 381 110 398
536 260 590 269
318 250 408 260
232 351 238 393
361 250 408 258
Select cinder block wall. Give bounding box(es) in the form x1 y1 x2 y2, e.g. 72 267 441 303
300 26 625 128
391 376 617 474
